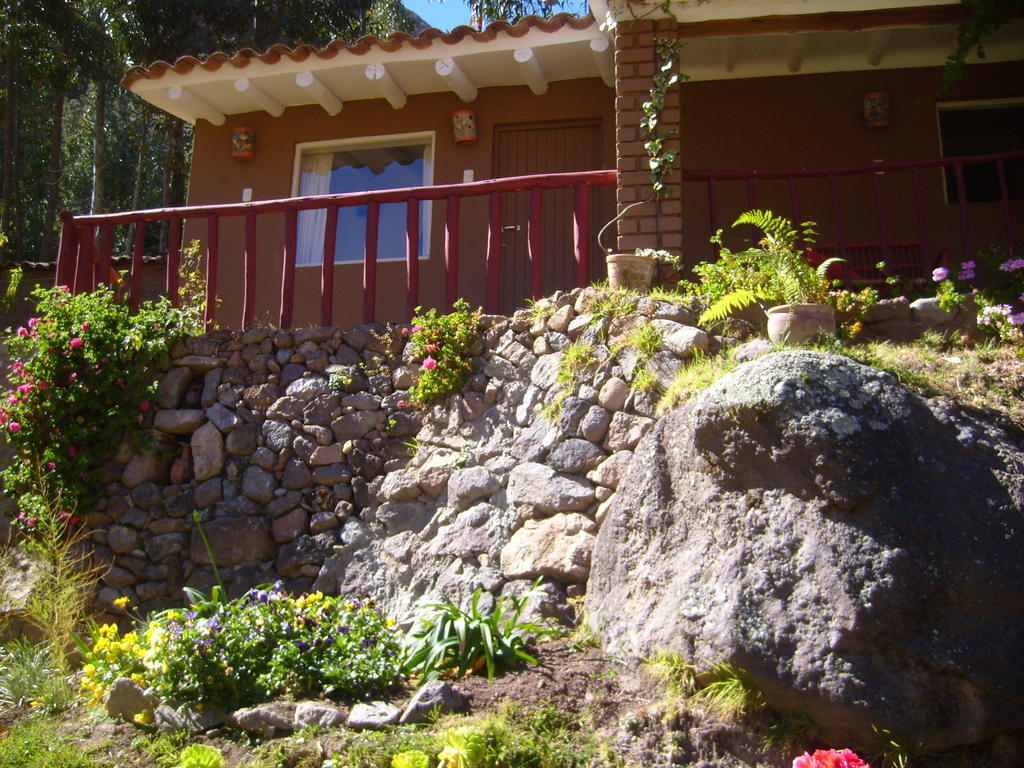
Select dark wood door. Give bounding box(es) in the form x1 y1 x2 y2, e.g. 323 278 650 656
493 119 611 314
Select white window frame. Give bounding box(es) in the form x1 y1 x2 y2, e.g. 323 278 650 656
291 131 435 267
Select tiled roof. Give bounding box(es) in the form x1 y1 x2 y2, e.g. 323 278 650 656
121 13 596 87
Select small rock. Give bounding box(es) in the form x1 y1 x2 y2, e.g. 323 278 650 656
598 377 629 412
347 701 401 730
400 681 467 724
547 439 605 474
105 677 159 722
294 701 346 729
156 368 192 409
154 701 225 734
154 409 205 435
507 463 594 514
733 338 774 362
191 422 226 482
231 702 295 736
501 513 597 582
272 508 309 543
447 467 500 511
206 402 240 433
910 297 957 325
651 320 709 358
241 465 276 504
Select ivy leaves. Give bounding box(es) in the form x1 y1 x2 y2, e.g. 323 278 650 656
642 38 687 198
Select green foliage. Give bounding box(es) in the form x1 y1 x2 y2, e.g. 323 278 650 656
657 351 740 414
403 582 561 684
1 284 202 526
557 341 598 385
693 210 839 326
942 0 1024 91
766 711 818 749
476 704 603 768
177 744 224 768
641 38 687 198
692 661 766 717
0 639 76 713
626 322 662 360
392 750 431 768
645 650 697 700
324 726 443 768
635 248 682 271
0 715 100 768
0 266 23 313
82 585 402 711
438 726 487 768
631 367 659 393
407 299 482 406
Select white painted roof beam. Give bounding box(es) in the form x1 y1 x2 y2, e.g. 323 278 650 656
514 47 548 95
589 37 614 87
865 29 894 66
365 63 407 109
295 71 343 115
234 78 284 117
786 34 809 73
723 38 738 72
435 58 478 102
167 86 225 125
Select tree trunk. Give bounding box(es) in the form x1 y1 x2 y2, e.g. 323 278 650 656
1 52 18 264
126 108 150 251
159 116 187 253
90 79 106 215
40 87 66 261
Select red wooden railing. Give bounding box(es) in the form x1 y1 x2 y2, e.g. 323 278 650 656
55 169 616 329
683 150 1023 276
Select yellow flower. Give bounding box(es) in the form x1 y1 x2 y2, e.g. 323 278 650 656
133 710 153 725
385 618 396 628
28 700 41 708
113 596 131 609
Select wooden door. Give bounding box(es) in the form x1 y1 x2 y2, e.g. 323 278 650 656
493 119 610 314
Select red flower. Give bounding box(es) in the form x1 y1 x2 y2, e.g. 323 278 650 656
69 337 84 349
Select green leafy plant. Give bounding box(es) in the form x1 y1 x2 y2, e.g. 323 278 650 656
0 638 76 713
392 750 431 768
1 283 202 523
407 299 482 406
692 661 766 717
177 744 224 768
403 582 561 683
695 210 843 326
0 265 22 313
437 726 486 768
642 38 687 198
645 650 697 701
636 248 682 271
81 584 402 711
657 351 740 414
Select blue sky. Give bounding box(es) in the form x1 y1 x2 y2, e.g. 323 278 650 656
403 0 478 31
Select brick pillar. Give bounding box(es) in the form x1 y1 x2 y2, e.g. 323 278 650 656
614 18 682 255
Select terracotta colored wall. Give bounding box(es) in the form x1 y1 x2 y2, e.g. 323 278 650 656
184 78 616 329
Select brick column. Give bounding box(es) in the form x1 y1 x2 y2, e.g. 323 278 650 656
614 18 682 255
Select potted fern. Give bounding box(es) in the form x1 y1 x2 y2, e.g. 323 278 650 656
697 210 843 345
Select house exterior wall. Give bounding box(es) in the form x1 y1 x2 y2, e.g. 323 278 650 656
184 78 616 329
614 16 1024 267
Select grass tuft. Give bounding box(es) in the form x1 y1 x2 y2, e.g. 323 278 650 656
692 661 766 718
658 351 740 414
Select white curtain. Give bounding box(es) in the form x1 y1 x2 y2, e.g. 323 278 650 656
296 153 334 266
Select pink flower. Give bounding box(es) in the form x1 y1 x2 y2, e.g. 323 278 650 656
16 384 31 394
421 357 438 371
69 516 81 526
8 422 21 433
68 446 76 457
411 325 426 333
68 373 78 383
425 343 439 353
16 327 28 337
931 266 949 282
401 327 411 337
27 317 39 328
140 400 151 411
80 322 90 331
115 377 125 388
25 517 36 528
46 461 55 470
57 285 69 292
396 400 409 409
792 749 869 768
69 337 84 349
7 396 18 405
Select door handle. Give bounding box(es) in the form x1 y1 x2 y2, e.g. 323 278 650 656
501 225 521 232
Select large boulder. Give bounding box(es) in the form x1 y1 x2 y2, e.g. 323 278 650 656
588 350 1024 753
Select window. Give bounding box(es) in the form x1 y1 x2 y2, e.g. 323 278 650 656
294 134 433 266
937 101 1024 203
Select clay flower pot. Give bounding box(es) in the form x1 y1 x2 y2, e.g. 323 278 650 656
606 252 656 291
766 303 836 345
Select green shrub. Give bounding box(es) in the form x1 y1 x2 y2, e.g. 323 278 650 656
176 744 224 768
82 584 402 711
1 283 202 526
406 299 482 405
403 583 560 683
0 638 76 713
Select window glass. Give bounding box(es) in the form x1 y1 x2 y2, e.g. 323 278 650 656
937 104 1024 203
296 140 430 265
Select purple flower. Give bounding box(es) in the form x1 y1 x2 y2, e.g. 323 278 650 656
999 258 1024 272
294 640 310 651
932 266 949 282
1009 312 1024 326
957 260 976 281
339 626 350 634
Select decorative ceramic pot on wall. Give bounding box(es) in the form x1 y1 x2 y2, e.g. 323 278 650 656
453 110 478 146
606 252 656 291
232 127 255 160
862 92 890 128
766 303 836 345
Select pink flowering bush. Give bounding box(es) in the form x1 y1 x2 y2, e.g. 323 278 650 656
2 284 201 535
792 748 870 768
929 249 1024 343
406 299 481 406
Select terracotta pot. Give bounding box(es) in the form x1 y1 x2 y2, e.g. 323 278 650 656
766 303 836 345
606 252 656 291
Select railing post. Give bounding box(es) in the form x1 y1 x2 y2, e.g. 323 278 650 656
787 177 803 253
98 223 114 289
573 182 590 289
706 179 719 259
205 213 219 329
167 216 182 306
444 196 460 311
74 224 95 295
870 172 891 273
953 162 972 261
827 174 850 288
528 187 543 299
55 213 77 289
279 208 298 329
363 202 379 323
320 205 338 327
745 177 758 209
130 218 145 310
485 192 502 314
405 198 420 321
910 168 932 268
996 158 1016 253
243 209 257 328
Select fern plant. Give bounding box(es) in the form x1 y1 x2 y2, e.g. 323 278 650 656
696 210 844 326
